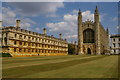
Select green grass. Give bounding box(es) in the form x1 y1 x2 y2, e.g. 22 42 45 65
2 55 119 78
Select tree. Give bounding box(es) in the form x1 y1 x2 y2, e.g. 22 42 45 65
68 44 75 55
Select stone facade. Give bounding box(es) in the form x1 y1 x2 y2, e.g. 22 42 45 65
77 6 109 55
1 20 68 57
110 34 120 54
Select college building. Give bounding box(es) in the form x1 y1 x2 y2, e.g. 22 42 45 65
110 34 120 54
77 6 109 55
1 20 68 57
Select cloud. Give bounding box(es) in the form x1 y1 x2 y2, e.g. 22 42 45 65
46 14 77 41
46 13 59 17
46 10 96 41
46 10 105 42
0 5 2 21
112 17 118 21
8 2 64 17
2 0 64 2
117 26 119 29
100 13 107 21
2 7 36 29
65 34 77 39
2 7 17 25
82 10 94 21
72 9 94 22
64 14 77 22
0 13 2 21
72 9 107 22
35 27 41 32
72 9 78 14
21 23 30 28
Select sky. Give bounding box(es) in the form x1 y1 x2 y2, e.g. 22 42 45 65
1 2 118 42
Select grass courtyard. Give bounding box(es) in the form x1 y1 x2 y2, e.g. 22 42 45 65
2 55 119 78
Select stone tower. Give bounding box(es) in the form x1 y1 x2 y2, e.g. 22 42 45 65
78 9 83 54
94 6 101 54
77 6 109 55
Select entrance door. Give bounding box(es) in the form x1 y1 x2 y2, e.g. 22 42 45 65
87 48 91 54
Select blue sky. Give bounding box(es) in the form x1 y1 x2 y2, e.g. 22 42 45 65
2 2 118 42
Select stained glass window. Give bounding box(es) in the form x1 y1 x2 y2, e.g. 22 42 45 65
83 29 94 43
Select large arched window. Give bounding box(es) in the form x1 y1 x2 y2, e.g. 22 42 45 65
83 29 94 43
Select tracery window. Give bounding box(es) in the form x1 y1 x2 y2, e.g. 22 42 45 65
83 29 94 43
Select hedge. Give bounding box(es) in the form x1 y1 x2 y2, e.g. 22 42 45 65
0 53 12 57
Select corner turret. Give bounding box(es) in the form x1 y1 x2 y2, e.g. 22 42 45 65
94 6 100 23
106 27 109 35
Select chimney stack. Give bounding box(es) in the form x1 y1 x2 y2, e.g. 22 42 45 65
51 35 53 37
74 41 76 45
16 20 20 28
65 38 67 41
59 33 62 39
43 28 46 35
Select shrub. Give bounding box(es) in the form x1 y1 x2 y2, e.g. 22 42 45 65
0 53 12 57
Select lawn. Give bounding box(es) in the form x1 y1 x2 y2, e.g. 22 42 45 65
2 55 119 78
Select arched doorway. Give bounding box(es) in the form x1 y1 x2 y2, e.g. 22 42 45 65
87 48 91 54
